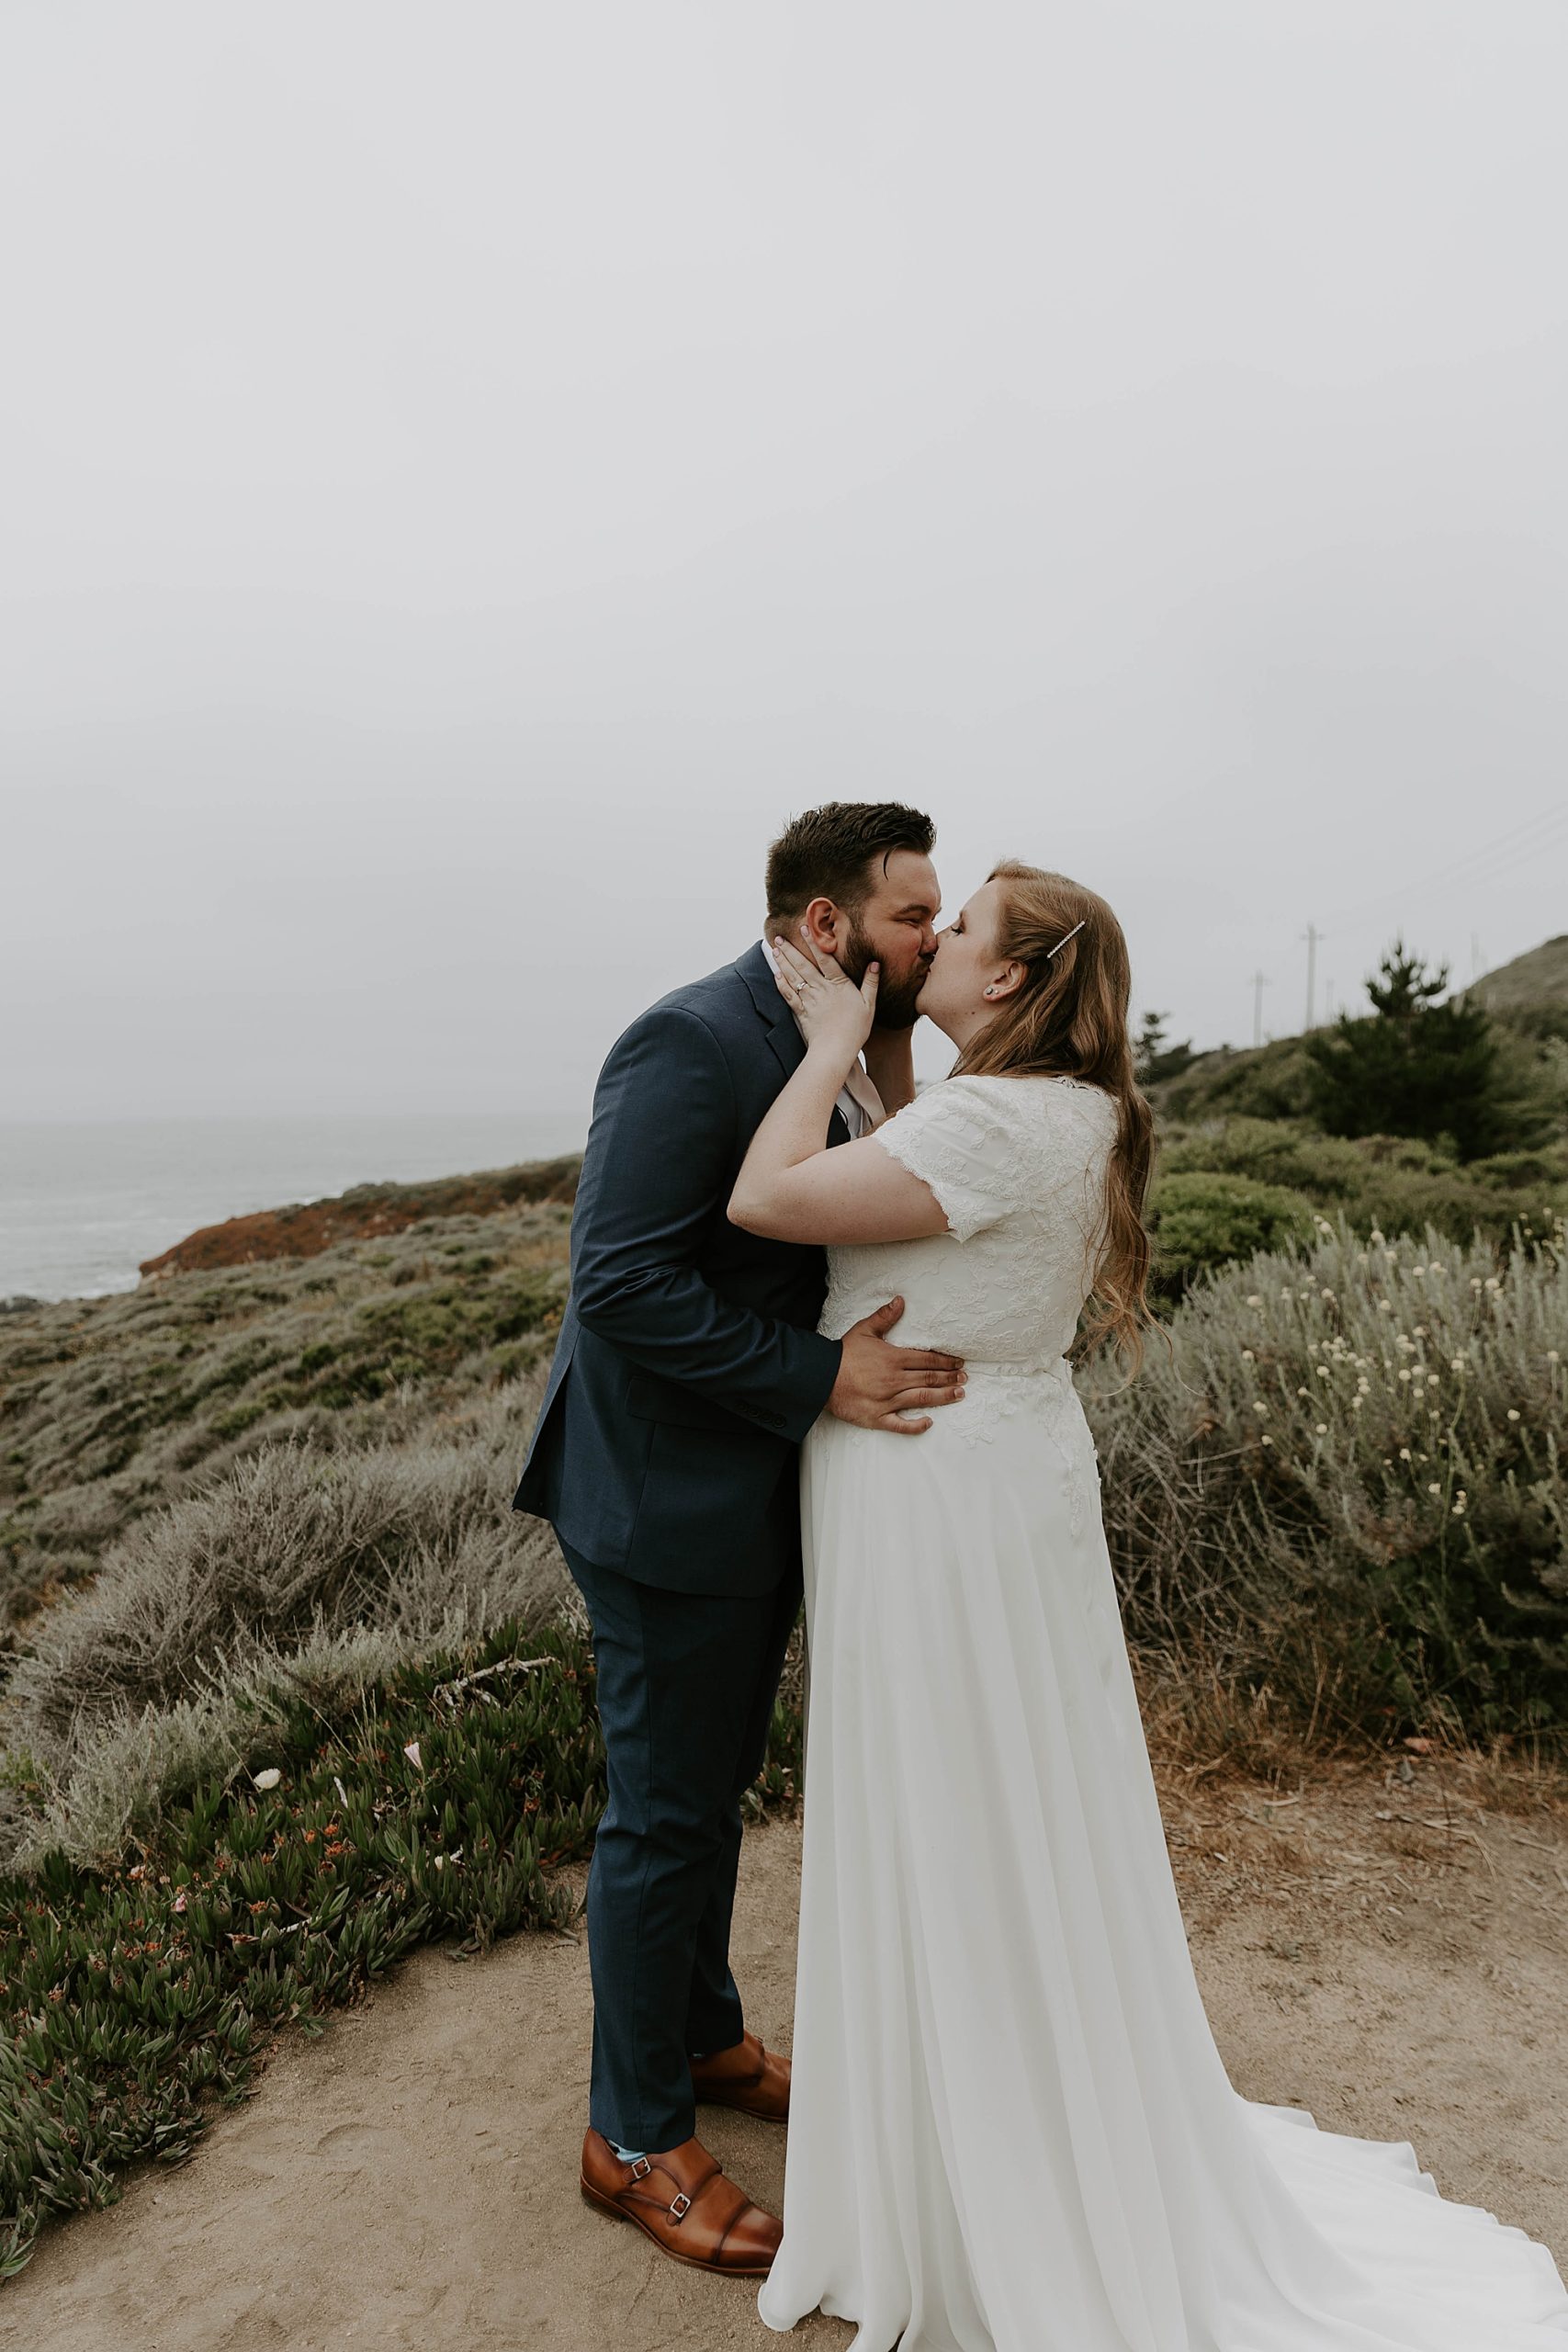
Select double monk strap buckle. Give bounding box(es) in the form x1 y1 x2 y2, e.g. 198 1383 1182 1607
580 2130 782 2276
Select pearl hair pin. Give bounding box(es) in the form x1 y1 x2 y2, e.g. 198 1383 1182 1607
985 918 1085 998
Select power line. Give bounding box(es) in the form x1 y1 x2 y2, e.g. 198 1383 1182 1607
1317 799 1568 933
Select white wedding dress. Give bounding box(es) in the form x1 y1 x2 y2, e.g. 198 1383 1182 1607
756 1073 1568 2352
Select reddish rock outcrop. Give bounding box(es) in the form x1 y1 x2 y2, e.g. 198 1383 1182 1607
138 1156 581 1282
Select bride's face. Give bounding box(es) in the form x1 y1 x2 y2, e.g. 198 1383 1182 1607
916 879 1015 1041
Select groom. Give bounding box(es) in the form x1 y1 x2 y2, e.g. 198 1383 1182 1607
512 800 963 2275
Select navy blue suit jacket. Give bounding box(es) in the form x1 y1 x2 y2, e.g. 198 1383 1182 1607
511 942 848 1594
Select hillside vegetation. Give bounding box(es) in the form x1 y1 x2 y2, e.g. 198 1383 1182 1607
0 1203 572 1659
2 1038 1566 2271
1465 931 1568 1015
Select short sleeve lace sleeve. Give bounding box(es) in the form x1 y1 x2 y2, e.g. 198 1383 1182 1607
870 1077 1030 1243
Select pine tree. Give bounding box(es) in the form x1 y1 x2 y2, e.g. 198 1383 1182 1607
1303 935 1509 1159
1134 1010 1198 1087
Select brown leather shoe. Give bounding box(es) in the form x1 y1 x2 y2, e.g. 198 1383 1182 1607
579 2128 783 2275
688 2029 791 2120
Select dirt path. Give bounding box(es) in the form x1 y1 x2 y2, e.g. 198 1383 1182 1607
5 1760 1566 2352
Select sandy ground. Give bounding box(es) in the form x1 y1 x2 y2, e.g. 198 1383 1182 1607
5 1756 1567 2352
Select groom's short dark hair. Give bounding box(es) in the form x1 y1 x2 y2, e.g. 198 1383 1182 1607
765 801 936 922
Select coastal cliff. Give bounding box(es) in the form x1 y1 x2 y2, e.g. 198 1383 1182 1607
137 1155 582 1281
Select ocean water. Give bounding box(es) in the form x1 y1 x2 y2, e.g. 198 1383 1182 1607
0 1114 581 1305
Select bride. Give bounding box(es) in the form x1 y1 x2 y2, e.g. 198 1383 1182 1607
727 860 1568 2352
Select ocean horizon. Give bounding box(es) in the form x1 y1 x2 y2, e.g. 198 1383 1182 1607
0 1114 582 1305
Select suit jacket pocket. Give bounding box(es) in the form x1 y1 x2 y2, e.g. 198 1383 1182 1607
623 1366 762 1434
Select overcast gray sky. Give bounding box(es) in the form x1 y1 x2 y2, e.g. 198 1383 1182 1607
5 2 1565 1140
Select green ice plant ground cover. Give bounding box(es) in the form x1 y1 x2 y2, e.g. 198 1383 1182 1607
0 1613 804 2278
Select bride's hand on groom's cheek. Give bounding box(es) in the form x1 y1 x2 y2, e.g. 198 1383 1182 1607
774 931 877 1057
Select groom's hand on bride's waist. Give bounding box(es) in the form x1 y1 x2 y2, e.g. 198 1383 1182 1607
826 1297 966 1435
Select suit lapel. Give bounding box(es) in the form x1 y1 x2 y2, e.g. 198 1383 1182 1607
736 940 853 1151
738 939 808 1087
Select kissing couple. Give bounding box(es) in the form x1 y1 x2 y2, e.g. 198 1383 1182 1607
513 802 1568 2351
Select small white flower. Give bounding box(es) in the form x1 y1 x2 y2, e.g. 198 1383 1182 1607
1253 1400 1269 1416
1260 1434 1274 1446
1351 1395 1364 1410
1450 1357 1466 1373
1427 1482 1441 1495
1297 1385 1310 1397
1241 1348 1255 1362
1246 1294 1264 1307
1427 1373 1439 1386
1399 1447 1411 1460
1315 1422 1328 1434
252 1768 282 1792
1398 1369 1412 1383
1506 1408 1520 1422
404 1739 423 1769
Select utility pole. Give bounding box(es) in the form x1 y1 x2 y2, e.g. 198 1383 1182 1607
1324 978 1336 1023
1252 969 1269 1048
1301 923 1321 1031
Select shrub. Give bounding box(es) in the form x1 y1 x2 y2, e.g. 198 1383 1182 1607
0 1383 567 1868
1086 1210 1568 1747
1151 1118 1567 1264
0 1205 570 1661
1146 1171 1319 1301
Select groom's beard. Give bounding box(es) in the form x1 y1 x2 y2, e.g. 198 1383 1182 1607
842 919 931 1031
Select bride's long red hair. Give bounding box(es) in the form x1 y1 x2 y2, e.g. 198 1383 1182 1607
951 860 1167 1381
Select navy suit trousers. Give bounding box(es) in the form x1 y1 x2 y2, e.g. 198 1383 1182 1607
561 1533 804 2154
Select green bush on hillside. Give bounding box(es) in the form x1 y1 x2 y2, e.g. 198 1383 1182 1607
1146 1171 1319 1301
1090 1211 1568 1747
1151 1116 1568 1278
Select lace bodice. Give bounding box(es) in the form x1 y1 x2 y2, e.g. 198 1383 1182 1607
816 1072 1119 1518
820 1071 1116 1362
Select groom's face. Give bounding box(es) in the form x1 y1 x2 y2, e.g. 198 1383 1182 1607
840 848 942 1030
